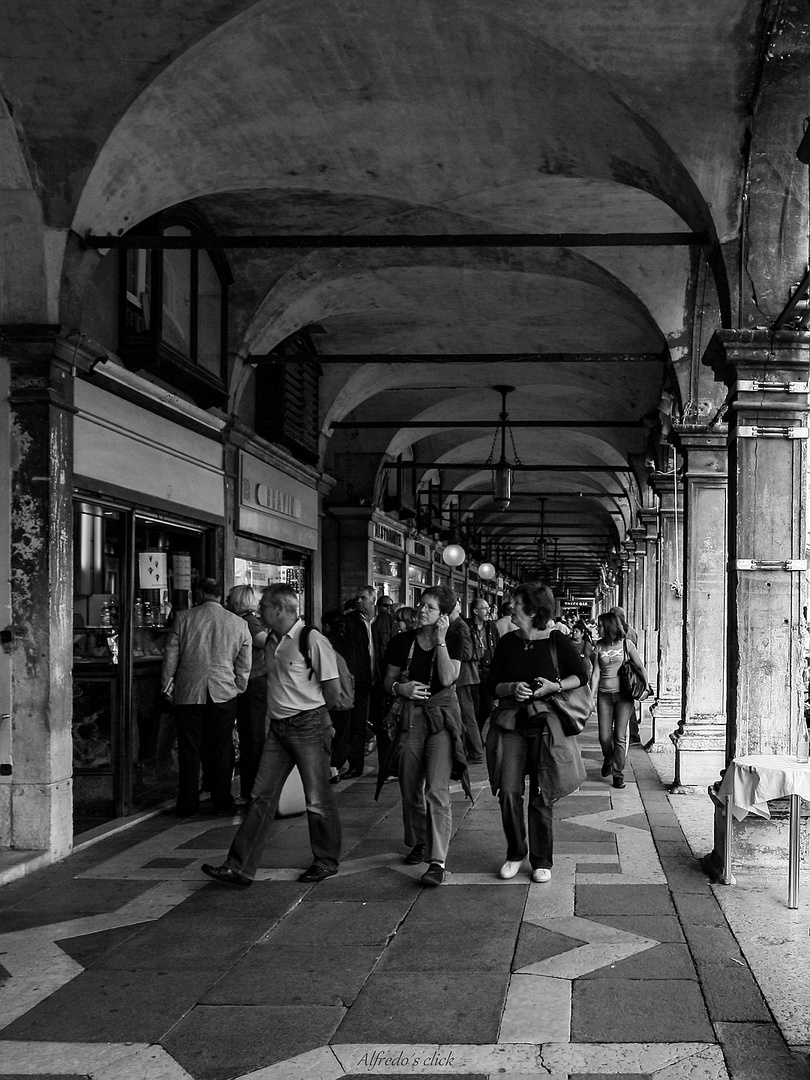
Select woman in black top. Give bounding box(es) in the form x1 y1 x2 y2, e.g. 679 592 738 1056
486 583 588 883
383 585 466 887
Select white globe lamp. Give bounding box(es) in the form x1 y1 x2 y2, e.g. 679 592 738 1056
442 544 466 567
477 562 496 580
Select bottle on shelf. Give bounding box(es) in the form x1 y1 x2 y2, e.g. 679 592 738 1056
134 599 144 626
796 724 809 764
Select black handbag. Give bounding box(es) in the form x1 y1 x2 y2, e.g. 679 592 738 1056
618 641 649 701
544 632 595 737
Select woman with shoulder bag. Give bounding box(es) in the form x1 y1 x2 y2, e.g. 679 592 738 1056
591 610 649 789
383 585 469 887
485 583 588 883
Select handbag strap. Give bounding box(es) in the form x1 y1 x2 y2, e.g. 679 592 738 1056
400 636 417 682
548 630 561 681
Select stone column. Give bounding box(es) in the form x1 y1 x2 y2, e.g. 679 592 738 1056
704 330 810 874
648 471 684 750
2 328 74 857
669 426 728 792
620 542 634 619
640 509 660 693
630 527 647 654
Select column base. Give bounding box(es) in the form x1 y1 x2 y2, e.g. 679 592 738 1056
668 720 726 793
647 696 682 752
1 779 73 857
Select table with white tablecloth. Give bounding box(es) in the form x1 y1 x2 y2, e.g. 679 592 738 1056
716 754 810 908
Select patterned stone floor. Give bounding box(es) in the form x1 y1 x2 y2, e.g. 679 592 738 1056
1 728 808 1080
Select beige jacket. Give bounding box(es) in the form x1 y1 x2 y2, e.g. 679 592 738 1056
161 600 252 704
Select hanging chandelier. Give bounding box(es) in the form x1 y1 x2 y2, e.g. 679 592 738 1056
535 497 548 562
485 385 521 511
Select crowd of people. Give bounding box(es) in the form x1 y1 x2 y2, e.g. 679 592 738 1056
158 579 648 889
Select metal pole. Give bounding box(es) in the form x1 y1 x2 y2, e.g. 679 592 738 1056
788 793 801 909
721 795 735 886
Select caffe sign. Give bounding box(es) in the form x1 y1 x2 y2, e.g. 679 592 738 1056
238 451 318 549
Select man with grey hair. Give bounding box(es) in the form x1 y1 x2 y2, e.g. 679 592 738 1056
202 583 343 886
161 578 251 817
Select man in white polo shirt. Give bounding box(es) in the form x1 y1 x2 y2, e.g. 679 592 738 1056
202 583 342 886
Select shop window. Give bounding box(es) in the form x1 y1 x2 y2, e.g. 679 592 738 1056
119 209 231 409
373 554 402 606
72 497 217 833
234 557 308 617
254 330 320 464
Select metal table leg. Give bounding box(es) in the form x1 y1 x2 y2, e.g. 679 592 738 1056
788 793 801 909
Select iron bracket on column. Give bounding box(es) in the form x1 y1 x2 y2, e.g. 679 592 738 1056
735 426 809 439
736 380 810 394
735 559 808 572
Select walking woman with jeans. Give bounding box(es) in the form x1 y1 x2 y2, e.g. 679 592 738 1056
591 610 648 789
485 583 588 883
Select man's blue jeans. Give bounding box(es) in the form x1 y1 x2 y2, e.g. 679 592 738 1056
226 706 341 879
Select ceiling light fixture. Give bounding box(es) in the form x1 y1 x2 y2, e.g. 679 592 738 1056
486 385 521 511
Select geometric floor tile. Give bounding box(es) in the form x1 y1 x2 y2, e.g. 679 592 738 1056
572 979 715 1043
512 922 587 971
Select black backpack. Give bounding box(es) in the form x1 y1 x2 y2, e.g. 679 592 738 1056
299 625 356 711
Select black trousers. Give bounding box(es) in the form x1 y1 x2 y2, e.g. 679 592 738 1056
348 683 391 771
174 694 238 814
235 677 267 800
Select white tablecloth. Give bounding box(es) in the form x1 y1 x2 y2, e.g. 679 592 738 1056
717 754 810 821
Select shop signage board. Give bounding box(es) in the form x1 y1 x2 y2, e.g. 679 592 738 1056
238 451 318 550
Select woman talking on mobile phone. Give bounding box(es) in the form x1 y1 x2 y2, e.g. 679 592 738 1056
485 582 588 883
383 585 468 886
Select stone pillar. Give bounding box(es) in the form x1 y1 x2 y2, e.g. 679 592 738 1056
640 509 660 693
2 328 74 857
704 330 810 874
324 507 374 605
630 527 647 654
619 542 634 619
669 426 728 792
648 471 684 750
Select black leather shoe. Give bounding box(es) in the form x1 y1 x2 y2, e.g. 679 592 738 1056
613 777 626 789
201 863 252 887
600 758 612 777
342 767 364 779
403 844 425 865
329 773 342 785
298 863 339 883
421 862 445 887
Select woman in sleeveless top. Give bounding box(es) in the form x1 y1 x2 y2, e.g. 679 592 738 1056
591 611 648 789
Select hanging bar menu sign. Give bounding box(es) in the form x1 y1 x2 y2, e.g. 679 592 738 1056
172 554 192 591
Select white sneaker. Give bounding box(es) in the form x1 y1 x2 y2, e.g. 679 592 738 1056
531 867 552 883
499 860 523 879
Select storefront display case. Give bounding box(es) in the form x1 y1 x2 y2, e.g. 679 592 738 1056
72 498 216 832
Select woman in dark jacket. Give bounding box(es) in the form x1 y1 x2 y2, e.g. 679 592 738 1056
486 582 588 883
383 585 468 887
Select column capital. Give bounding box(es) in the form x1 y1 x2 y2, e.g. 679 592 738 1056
648 469 683 508
707 329 810 386
670 424 728 480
